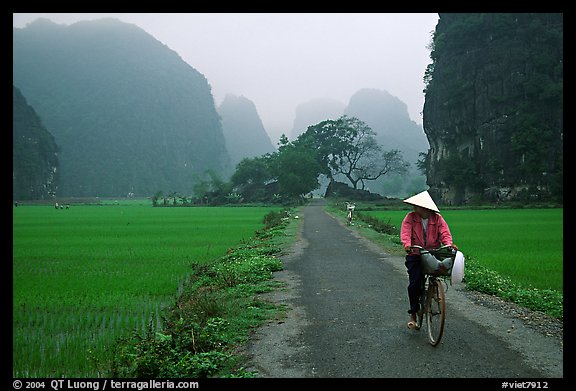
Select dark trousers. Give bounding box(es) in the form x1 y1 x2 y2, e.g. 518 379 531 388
405 254 423 314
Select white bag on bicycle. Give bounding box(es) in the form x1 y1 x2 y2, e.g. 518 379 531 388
420 248 465 285
451 251 465 284
421 251 463 280
420 252 442 274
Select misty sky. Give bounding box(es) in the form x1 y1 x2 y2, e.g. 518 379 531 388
13 13 439 144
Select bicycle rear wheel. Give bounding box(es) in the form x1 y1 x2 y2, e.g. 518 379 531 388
426 277 446 346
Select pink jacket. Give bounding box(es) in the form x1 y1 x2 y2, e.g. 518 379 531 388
400 211 453 254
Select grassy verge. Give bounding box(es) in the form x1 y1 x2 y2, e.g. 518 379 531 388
107 209 300 378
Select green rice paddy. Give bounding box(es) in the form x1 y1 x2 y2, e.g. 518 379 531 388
12 203 280 377
360 208 563 292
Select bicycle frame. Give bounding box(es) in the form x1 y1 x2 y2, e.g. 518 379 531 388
345 202 355 225
411 245 452 346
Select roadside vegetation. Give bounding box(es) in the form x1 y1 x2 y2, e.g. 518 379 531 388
109 209 295 378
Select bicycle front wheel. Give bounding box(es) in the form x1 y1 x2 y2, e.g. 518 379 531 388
426 277 446 346
416 277 427 330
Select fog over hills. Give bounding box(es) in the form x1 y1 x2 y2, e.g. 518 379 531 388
345 88 429 170
289 98 347 140
218 94 276 168
13 16 430 200
13 18 230 197
285 88 429 197
289 89 428 169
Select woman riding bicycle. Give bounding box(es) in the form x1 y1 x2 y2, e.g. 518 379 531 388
400 190 457 330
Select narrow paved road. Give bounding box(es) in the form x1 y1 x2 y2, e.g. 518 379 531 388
245 199 563 379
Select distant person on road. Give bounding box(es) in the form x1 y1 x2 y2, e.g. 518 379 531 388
400 190 457 330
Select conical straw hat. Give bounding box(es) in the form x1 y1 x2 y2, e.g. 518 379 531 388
403 190 439 213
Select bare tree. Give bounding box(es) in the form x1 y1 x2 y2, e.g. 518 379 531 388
327 116 410 189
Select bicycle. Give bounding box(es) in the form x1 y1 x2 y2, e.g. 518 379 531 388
410 244 463 346
345 202 355 225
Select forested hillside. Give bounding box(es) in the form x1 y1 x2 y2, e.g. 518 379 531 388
13 18 230 197
423 13 563 205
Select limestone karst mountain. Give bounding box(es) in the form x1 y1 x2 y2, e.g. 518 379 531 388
423 13 563 204
13 17 230 197
218 94 276 168
13 85 59 200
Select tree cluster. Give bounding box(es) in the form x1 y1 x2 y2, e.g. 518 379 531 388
181 116 409 205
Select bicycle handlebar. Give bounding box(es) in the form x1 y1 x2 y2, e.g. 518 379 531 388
408 244 456 257
410 244 452 251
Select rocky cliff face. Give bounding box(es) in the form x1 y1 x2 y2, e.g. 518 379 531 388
13 86 59 200
423 13 563 205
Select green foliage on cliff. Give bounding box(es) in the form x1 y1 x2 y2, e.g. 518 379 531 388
423 13 562 204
